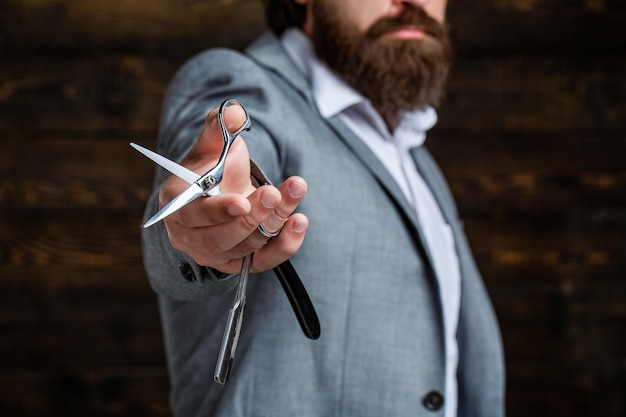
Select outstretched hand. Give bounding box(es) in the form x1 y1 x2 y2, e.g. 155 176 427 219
160 101 309 274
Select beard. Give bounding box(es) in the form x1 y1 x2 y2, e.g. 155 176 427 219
309 2 452 117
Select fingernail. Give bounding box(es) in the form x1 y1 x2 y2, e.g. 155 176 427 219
227 202 247 216
293 218 308 233
288 182 306 199
261 191 280 208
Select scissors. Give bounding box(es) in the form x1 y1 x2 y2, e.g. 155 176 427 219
131 98 320 384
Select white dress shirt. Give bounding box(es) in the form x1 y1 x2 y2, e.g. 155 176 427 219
281 29 461 417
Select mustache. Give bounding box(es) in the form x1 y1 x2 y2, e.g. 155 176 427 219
365 8 447 40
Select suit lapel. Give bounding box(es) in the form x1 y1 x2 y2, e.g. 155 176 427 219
325 116 420 227
324 115 444 281
410 146 459 226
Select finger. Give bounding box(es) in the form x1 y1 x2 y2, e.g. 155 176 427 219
171 184 282 260
182 103 252 194
167 193 252 228
204 177 307 262
202 212 309 275
256 176 308 238
165 200 306 274
187 101 249 162
251 213 309 273
213 185 284 252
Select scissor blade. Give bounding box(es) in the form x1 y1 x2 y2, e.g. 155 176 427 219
130 142 200 185
143 183 204 228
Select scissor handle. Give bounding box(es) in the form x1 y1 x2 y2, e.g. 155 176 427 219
198 99 252 195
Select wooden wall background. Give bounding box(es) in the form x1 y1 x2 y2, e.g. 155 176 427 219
1 0 624 416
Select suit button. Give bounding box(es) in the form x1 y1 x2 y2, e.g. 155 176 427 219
179 263 196 282
422 390 444 411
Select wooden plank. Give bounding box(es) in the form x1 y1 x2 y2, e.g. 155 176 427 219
0 290 165 367
0 213 149 289
428 132 626 213
1 0 624 54
2 54 623 131
0 56 176 131
0 202 620 291
439 55 626 130
449 1 626 54
1 0 265 53
0 367 170 416
2 131 622 215
0 133 622 289
503 363 622 417
0 138 156 211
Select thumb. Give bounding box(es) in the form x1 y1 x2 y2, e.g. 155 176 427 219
189 100 250 161
182 100 253 194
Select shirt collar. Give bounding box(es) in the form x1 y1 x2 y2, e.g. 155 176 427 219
280 28 438 146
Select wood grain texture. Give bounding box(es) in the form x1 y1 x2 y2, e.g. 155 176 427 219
1 0 624 416
0 0 265 53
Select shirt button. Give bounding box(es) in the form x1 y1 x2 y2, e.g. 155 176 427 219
422 390 444 411
179 263 196 282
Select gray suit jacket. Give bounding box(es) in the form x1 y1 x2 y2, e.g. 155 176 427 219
142 32 505 417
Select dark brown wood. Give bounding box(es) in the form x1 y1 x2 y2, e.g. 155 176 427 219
0 139 155 210
448 0 626 54
1 0 624 416
0 0 266 54
2 1 624 54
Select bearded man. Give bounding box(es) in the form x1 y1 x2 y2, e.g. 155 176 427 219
141 1 505 416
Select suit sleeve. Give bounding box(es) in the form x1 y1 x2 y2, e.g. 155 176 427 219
140 48 282 301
